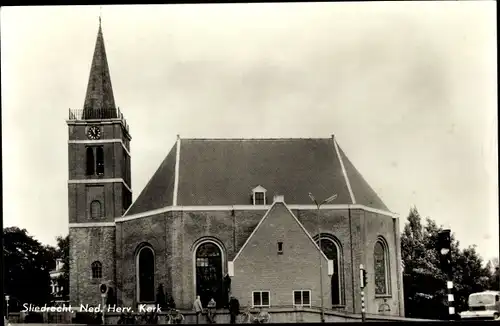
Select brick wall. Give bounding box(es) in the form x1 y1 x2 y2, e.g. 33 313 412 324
231 203 332 309
69 226 115 306
362 211 404 317
75 206 402 315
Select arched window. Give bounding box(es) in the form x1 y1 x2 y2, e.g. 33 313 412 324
194 241 224 308
96 147 104 175
91 261 102 279
90 200 102 219
136 246 155 302
374 237 390 296
86 147 95 175
315 234 343 306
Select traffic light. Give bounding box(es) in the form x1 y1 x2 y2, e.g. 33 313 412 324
100 283 108 295
437 229 452 276
362 270 367 288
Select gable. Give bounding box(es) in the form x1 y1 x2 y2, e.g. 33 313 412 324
231 202 330 265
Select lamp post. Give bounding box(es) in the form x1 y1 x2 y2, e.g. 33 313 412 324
309 192 338 323
5 295 10 320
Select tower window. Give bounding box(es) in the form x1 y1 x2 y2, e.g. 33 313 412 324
277 241 283 254
255 192 265 205
96 147 104 175
91 261 102 279
90 200 102 219
86 147 95 175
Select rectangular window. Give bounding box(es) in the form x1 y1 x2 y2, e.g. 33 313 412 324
293 290 311 307
96 146 104 175
252 291 270 308
254 192 265 205
277 241 283 254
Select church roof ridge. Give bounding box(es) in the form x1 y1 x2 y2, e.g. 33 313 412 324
180 137 331 141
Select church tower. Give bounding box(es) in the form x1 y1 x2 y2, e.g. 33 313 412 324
66 19 132 305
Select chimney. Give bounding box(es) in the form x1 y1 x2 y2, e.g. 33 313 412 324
273 194 285 203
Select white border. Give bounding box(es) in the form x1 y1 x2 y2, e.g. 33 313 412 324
68 139 130 156
333 136 356 204
293 290 312 308
251 291 271 308
173 135 181 206
68 178 132 193
116 204 397 222
192 239 226 302
136 246 156 303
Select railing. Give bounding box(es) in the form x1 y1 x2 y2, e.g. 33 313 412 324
68 107 129 133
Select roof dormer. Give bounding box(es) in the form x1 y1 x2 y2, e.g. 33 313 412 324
252 185 267 205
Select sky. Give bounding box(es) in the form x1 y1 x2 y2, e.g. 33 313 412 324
1 3 498 261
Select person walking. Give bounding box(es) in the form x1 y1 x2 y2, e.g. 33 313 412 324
207 298 217 323
228 295 240 324
193 295 203 324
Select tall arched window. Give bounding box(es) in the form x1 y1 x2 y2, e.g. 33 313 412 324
96 147 104 175
315 234 343 306
194 241 224 308
86 147 95 175
91 261 102 279
374 237 390 296
90 200 102 219
136 246 155 302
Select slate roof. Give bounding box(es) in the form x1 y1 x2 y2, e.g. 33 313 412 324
82 20 117 119
125 137 389 216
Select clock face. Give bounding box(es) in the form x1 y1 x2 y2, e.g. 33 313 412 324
87 126 101 140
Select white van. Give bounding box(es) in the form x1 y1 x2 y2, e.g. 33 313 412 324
459 291 500 320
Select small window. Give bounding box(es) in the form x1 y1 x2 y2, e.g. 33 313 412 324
90 200 102 219
254 192 265 205
252 291 270 308
496 295 499 302
293 290 311 307
277 242 283 254
91 261 102 279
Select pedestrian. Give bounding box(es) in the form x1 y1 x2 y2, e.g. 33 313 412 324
228 295 240 324
193 295 203 324
207 298 217 323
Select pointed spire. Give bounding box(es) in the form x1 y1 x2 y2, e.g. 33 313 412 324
82 16 117 119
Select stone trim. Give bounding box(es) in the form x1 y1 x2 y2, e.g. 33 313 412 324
68 139 130 156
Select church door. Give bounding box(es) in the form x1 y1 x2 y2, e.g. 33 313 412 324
195 242 223 308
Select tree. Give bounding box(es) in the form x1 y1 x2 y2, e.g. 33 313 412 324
401 207 493 319
3 227 56 311
55 235 70 302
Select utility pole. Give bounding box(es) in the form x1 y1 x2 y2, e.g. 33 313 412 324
437 229 455 320
359 265 367 322
308 192 338 323
5 295 10 320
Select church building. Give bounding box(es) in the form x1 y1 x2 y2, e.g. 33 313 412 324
67 21 405 318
